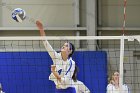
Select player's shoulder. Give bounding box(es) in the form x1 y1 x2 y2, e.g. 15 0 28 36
122 84 129 89
107 84 113 87
107 84 115 91
123 84 128 87
56 52 62 59
53 52 60 57
107 84 114 88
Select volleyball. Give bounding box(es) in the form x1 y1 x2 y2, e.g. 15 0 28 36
12 8 26 23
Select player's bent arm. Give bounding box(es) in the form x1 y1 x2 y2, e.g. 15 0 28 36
50 71 72 87
51 65 61 82
51 69 72 86
51 65 73 84
52 71 61 82
53 73 72 86
51 65 71 84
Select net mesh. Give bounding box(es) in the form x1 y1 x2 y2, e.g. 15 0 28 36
0 36 139 93
100 37 140 93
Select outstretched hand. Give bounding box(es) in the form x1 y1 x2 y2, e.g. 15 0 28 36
36 20 46 36
36 20 43 30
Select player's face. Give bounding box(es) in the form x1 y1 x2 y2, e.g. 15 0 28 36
61 42 71 55
113 72 119 82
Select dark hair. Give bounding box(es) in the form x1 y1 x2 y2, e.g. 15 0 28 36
72 65 79 82
68 42 75 57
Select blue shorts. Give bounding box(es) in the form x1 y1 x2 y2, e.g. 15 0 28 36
55 87 76 93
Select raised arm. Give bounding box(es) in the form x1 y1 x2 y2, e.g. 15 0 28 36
36 20 57 60
51 64 74 87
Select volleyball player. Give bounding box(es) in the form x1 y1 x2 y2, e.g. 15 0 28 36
36 20 76 93
51 64 90 93
107 72 130 93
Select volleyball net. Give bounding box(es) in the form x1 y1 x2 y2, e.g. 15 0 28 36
0 35 139 93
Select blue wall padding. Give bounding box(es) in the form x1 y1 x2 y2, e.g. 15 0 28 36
0 51 107 93
73 51 107 93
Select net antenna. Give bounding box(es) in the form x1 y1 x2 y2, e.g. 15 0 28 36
122 0 127 35
119 0 127 92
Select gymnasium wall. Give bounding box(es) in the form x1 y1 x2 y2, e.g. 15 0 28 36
1 0 75 27
0 51 107 93
101 0 140 27
79 0 86 27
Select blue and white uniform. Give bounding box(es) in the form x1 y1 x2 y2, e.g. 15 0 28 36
43 40 76 92
107 84 130 93
73 80 90 93
49 55 75 89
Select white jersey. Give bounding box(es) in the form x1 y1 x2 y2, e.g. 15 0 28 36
44 40 75 89
73 80 90 93
107 84 130 93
